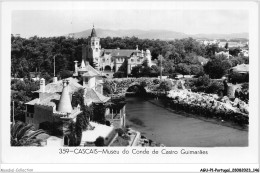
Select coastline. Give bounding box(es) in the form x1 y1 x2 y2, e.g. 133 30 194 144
146 98 248 132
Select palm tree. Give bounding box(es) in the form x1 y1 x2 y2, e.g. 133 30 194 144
63 120 82 146
11 121 46 146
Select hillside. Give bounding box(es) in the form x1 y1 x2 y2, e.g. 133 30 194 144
67 28 248 40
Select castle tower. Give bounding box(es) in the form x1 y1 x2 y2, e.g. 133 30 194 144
58 80 72 113
86 25 101 68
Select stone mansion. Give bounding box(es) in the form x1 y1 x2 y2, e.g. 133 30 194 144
82 26 152 75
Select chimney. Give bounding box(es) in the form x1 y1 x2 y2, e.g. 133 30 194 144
40 78 45 92
57 80 72 113
53 77 58 83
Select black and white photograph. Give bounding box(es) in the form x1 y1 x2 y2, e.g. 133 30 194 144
1 0 259 172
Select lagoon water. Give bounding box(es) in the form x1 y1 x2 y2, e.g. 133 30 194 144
125 97 248 147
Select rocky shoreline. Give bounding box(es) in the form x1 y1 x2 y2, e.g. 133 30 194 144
163 90 249 127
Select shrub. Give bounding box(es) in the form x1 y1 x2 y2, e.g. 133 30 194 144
104 129 117 146
92 103 106 124
115 128 125 136
197 74 210 86
113 71 126 78
103 84 113 95
229 72 248 84
94 136 105 146
241 83 249 90
158 80 173 92
206 81 224 94
60 70 73 79
105 120 111 126
153 78 160 84
122 135 131 140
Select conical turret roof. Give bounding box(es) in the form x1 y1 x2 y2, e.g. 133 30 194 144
58 80 72 113
81 59 86 68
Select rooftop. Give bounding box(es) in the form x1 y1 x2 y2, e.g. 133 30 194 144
78 63 102 76
84 87 110 104
81 122 114 143
231 63 249 73
26 93 60 107
34 77 83 94
101 49 140 58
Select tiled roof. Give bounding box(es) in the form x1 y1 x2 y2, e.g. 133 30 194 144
34 77 83 93
37 94 60 107
26 93 60 107
84 88 110 104
82 71 98 77
101 49 140 58
26 98 40 105
78 64 102 76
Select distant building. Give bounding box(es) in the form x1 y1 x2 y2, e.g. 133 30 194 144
83 25 152 74
68 33 75 38
215 51 231 59
219 41 246 48
240 49 249 57
200 39 219 46
229 63 249 74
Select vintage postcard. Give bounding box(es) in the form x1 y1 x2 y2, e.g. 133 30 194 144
0 0 259 172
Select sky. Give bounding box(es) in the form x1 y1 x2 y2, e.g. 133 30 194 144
12 10 249 38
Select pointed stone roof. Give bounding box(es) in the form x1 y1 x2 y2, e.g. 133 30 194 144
90 26 97 37
81 59 86 68
58 80 72 113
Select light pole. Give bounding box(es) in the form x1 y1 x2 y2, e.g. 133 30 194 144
53 55 56 77
160 55 163 80
12 101 15 125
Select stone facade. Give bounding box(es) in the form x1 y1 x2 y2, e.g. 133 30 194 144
83 26 152 74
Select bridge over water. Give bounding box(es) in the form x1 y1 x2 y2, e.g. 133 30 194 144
103 77 185 94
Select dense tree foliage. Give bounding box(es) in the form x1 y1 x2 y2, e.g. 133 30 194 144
92 103 107 124
158 80 173 93
11 35 85 78
12 35 248 81
11 79 39 122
